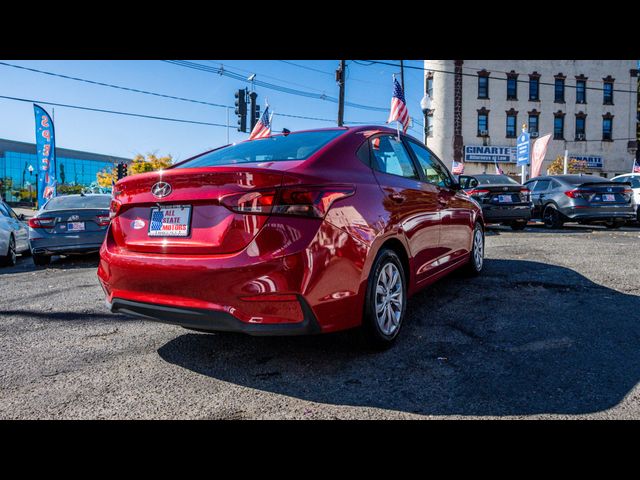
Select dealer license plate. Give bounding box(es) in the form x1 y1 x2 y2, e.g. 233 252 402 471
148 205 191 237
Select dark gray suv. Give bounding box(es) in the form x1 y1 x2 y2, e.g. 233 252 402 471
524 174 635 229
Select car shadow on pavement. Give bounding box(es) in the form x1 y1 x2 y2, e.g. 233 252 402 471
486 223 640 235
0 253 100 275
157 258 640 417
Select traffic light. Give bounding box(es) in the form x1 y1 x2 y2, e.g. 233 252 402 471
249 91 258 130
235 89 247 132
254 104 261 128
116 162 128 180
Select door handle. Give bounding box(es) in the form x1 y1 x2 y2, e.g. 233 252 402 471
389 193 405 203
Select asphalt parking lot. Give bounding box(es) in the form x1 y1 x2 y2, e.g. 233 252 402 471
1 222 640 419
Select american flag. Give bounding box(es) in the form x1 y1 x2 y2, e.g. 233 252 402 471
387 77 410 133
633 158 640 173
495 162 504 175
452 161 464 175
150 210 164 231
249 105 272 140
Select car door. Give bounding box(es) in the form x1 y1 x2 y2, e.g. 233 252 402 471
404 139 471 275
529 179 551 217
368 134 442 282
7 206 29 251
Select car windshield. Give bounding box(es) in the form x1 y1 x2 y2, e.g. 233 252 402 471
175 130 345 168
474 175 520 185
43 195 111 210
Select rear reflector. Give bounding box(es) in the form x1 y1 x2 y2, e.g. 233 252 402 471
221 185 355 218
28 217 55 228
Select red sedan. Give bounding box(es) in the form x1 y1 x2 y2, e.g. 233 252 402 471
98 126 484 348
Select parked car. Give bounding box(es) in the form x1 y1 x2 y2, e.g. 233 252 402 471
0 201 30 266
611 173 640 222
28 194 112 266
98 126 485 348
458 174 532 230
524 174 635 229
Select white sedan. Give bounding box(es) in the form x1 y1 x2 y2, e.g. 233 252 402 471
611 173 640 222
0 202 30 266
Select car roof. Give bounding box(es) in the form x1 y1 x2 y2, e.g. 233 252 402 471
527 174 608 184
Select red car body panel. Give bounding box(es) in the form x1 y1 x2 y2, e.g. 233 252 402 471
98 126 482 334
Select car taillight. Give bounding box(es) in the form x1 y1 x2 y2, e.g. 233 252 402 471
466 189 490 197
97 214 111 226
520 187 531 201
109 199 121 220
565 189 593 200
28 217 55 228
221 185 355 218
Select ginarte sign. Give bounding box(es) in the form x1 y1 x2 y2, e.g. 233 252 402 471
464 145 516 163
571 155 603 169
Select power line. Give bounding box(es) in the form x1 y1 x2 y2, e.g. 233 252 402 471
164 60 391 112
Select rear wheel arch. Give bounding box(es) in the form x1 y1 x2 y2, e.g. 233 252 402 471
374 237 411 288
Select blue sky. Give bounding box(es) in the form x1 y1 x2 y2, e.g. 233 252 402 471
0 60 426 162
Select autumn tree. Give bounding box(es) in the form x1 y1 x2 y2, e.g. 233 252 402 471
95 153 174 188
547 155 589 175
129 153 173 175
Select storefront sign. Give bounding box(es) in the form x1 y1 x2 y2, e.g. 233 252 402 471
571 155 603 169
464 145 516 163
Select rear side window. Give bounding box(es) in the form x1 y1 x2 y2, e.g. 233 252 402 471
532 179 551 192
176 130 344 168
370 135 419 180
550 179 562 189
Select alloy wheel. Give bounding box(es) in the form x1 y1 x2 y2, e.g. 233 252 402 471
473 226 484 271
374 262 404 336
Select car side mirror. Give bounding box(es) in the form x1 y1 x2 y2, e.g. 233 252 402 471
449 181 463 191
18 213 25 221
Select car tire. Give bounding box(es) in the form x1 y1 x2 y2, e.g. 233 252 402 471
462 221 484 276
604 220 623 229
361 248 407 350
0 235 17 267
543 205 564 229
510 221 527 231
32 253 51 266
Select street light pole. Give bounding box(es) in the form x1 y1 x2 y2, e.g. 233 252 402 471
337 60 346 127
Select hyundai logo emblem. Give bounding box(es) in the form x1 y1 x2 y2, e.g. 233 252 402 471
151 182 172 198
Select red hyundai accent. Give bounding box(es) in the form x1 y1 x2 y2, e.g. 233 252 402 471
98 126 484 348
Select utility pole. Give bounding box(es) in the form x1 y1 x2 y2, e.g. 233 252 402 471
337 60 346 127
399 60 405 91
563 149 569 174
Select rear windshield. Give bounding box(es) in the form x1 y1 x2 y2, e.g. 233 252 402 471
472 175 520 185
175 130 344 168
43 195 111 210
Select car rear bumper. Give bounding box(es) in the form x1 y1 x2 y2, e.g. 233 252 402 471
562 205 636 221
97 218 369 335
30 242 104 255
107 297 321 336
481 205 531 223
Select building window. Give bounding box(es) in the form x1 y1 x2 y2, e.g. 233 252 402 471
506 108 518 138
529 72 540 101
477 107 489 136
477 70 489 99
575 112 587 140
602 113 613 141
528 110 540 136
603 77 614 105
506 71 518 100
576 75 587 104
554 74 566 103
554 111 565 140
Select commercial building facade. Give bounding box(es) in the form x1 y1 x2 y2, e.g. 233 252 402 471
423 60 638 178
0 138 129 204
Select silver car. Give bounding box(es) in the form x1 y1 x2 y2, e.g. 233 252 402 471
0 201 30 266
28 194 112 266
524 174 635 229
